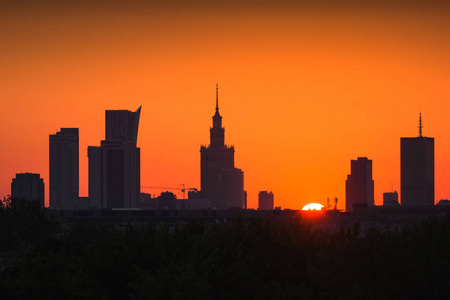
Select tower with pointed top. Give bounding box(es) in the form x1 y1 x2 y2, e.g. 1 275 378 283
210 85 225 148
200 85 244 209
400 113 434 206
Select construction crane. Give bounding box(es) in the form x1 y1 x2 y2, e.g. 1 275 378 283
141 184 198 199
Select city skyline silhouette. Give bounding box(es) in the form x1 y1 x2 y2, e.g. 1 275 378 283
1 1 450 210
4 86 443 210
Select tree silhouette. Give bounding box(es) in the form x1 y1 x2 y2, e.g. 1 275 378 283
2 208 450 299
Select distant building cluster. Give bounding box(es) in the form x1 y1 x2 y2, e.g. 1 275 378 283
345 113 436 212
9 91 438 213
10 86 252 211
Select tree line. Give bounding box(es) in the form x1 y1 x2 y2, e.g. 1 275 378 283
1 196 450 299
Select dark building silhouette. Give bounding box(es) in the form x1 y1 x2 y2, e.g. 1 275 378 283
383 191 399 206
345 157 374 213
156 191 177 210
200 85 244 209
258 191 274 210
11 172 45 208
401 114 434 206
88 107 141 208
244 190 247 209
141 191 213 210
105 108 141 141
437 199 450 206
49 128 79 209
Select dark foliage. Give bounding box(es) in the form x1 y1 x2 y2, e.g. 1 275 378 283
1 203 450 299
0 197 59 250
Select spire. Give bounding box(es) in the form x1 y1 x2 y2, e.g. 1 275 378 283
210 84 225 147
418 112 423 137
212 83 222 128
216 83 219 113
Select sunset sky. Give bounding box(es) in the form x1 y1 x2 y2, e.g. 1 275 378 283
1 1 449 210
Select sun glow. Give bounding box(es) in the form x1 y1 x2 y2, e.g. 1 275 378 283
302 203 324 211
1 4 450 210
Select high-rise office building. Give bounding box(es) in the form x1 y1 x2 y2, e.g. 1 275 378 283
258 191 274 210
400 114 434 206
11 172 45 208
88 107 141 208
49 128 79 209
345 157 374 212
200 85 244 209
105 108 141 143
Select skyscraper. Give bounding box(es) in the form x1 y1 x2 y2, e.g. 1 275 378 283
258 191 274 210
88 106 141 208
11 172 45 208
105 108 141 143
400 114 434 206
49 128 79 209
200 85 244 209
345 157 374 213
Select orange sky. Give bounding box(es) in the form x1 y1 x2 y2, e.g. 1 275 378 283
1 1 449 210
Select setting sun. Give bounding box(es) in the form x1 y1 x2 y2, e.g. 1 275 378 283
302 203 325 211
1 1 450 210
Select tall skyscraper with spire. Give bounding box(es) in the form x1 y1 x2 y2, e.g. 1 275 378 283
88 107 141 208
200 85 244 209
400 113 434 206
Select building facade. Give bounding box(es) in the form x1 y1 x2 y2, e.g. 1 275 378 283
11 172 45 208
383 191 399 206
400 116 434 206
49 128 79 209
200 85 244 209
345 157 374 213
258 191 274 210
88 107 141 208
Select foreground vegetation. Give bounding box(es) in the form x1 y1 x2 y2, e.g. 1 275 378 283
1 197 450 299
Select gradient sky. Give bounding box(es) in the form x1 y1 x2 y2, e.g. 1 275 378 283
1 1 449 209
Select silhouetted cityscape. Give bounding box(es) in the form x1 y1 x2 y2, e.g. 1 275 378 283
7 88 447 215
3 2 450 298
4 86 450 300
